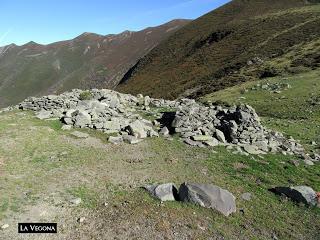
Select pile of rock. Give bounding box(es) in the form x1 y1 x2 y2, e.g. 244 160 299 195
14 89 317 162
19 89 178 144
250 82 291 93
171 102 306 157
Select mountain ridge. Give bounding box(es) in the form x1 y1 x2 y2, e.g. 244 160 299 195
0 19 191 48
0 19 190 107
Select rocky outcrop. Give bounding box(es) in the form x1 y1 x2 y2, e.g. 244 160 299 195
13 88 317 162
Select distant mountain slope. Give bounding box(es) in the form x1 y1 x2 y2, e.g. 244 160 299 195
0 19 189 107
117 0 320 99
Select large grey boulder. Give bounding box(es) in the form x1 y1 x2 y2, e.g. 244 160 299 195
179 183 236 216
145 183 178 201
272 186 318 207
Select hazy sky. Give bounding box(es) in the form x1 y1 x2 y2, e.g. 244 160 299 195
0 0 230 46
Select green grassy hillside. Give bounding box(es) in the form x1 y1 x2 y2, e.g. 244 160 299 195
118 0 320 99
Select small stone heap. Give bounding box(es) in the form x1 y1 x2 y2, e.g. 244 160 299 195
8 88 317 161
250 82 291 94
171 100 307 157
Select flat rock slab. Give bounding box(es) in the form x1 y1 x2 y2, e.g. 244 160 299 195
144 183 178 201
36 110 52 120
1 224 9 230
204 138 219 147
243 145 264 155
70 131 90 139
191 135 213 141
184 139 206 148
61 125 72 130
108 136 123 144
272 186 318 207
179 182 236 216
123 135 143 144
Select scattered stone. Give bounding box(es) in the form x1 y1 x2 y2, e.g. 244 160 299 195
61 125 72 130
191 135 213 142
74 110 91 128
241 192 252 201
108 136 123 144
251 82 291 93
1 224 9 230
215 129 226 143
70 131 89 139
144 183 178 202
304 160 314 166
159 127 170 136
36 110 52 120
243 145 262 155
204 138 219 147
144 96 151 106
272 186 318 207
123 135 143 144
289 159 300 167
179 182 236 216
104 120 121 131
70 198 82 205
184 138 205 147
77 217 86 223
127 120 148 139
